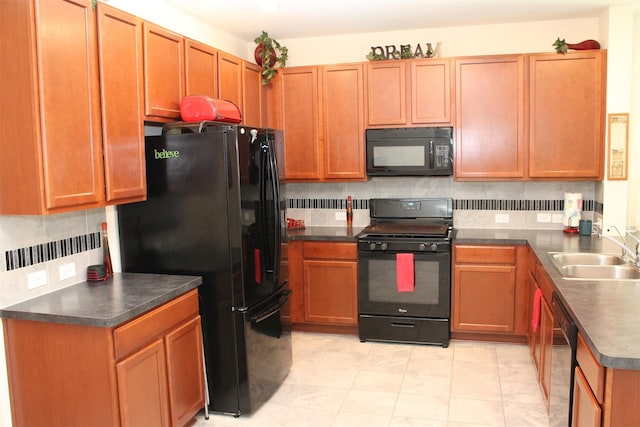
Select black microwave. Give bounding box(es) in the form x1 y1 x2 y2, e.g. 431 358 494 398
365 127 453 176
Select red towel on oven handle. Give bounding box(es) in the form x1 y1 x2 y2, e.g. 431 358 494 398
531 288 543 332
396 253 415 292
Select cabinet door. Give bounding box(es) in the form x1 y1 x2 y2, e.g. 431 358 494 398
366 60 407 125
242 61 263 126
528 52 605 179
117 339 170 427
143 22 184 120
452 264 516 332
218 52 243 113
411 59 452 124
38 0 105 210
454 56 525 179
573 367 602 427
185 39 218 98
303 259 358 325
322 64 365 180
281 66 322 180
529 272 542 372
540 297 553 404
97 4 146 204
165 316 205 427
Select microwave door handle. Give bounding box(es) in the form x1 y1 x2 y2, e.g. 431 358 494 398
428 140 434 169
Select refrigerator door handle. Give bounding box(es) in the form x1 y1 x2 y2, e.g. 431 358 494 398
248 289 291 323
268 142 282 282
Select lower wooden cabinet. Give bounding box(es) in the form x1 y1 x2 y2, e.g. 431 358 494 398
452 244 528 339
573 365 602 427
288 240 358 333
3 289 205 427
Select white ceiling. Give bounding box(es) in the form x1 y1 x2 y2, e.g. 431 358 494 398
162 0 640 42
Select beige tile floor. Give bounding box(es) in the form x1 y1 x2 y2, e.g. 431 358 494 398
195 332 550 427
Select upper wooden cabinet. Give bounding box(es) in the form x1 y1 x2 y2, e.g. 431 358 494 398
242 61 264 127
97 4 146 204
280 66 322 180
185 39 218 98
279 65 365 181
322 64 366 180
143 22 184 120
454 55 526 180
454 51 606 181
0 0 106 214
528 51 605 180
218 51 244 114
366 59 452 127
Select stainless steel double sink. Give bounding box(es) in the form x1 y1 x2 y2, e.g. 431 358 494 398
548 252 640 281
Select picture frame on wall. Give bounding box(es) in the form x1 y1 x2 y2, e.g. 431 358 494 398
607 113 629 180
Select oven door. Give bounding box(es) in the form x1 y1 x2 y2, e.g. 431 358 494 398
358 249 451 318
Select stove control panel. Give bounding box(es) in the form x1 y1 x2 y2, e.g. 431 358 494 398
359 240 449 253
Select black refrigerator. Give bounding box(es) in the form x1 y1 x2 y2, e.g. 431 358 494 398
117 121 291 417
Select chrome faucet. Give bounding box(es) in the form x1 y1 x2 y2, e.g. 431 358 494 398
600 226 640 266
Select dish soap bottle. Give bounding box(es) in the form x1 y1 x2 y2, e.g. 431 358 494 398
102 222 113 278
346 196 353 227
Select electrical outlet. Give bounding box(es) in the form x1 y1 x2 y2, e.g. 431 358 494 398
537 213 552 223
27 270 48 289
335 211 346 221
495 214 509 224
552 213 564 223
59 262 76 281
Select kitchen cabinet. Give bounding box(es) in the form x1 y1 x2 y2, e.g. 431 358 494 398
279 64 365 181
454 55 526 179
3 289 205 427
143 22 185 120
452 244 529 338
185 38 218 98
280 66 322 180
366 59 452 127
0 0 106 214
322 64 366 180
97 4 147 204
572 332 640 427
288 241 359 333
280 243 291 325
528 51 605 180
218 51 244 115
242 61 264 126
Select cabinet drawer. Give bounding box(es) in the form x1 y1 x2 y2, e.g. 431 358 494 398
454 245 516 264
576 332 605 404
303 242 357 260
114 289 199 360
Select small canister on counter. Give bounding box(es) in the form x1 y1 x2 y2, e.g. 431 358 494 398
579 219 593 236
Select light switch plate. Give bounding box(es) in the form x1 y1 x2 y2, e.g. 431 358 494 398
28 270 48 289
59 262 76 281
335 211 346 221
537 213 552 223
552 213 564 223
495 214 509 224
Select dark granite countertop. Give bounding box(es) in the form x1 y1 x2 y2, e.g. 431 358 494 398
286 226 364 242
0 273 202 328
455 228 640 370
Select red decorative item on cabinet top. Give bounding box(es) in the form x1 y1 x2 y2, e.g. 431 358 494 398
254 45 276 67
179 96 242 123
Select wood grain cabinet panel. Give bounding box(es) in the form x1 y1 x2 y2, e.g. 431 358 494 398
185 39 218 98
454 55 525 179
97 4 146 204
280 66 322 180
218 52 244 114
366 60 407 125
0 0 106 214
143 22 184 120
573 366 602 427
242 61 264 126
411 59 452 124
322 64 366 180
528 51 605 179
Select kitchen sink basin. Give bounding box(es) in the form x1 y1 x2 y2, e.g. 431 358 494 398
548 252 640 281
560 265 640 280
548 252 625 266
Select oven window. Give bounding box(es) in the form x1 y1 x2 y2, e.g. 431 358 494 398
373 146 425 167
367 258 440 304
